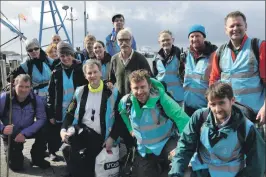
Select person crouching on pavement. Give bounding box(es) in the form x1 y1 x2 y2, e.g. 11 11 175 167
60 59 120 177
118 69 190 177
169 82 265 177
0 74 50 171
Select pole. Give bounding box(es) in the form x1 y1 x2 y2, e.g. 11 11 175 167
6 75 12 177
84 1 87 37
18 15 23 61
70 7 74 49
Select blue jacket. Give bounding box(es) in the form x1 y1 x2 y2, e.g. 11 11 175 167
0 91 47 138
105 29 137 56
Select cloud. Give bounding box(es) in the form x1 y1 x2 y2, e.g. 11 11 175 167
1 1 265 54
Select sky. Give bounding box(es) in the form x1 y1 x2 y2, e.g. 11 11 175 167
0 1 265 55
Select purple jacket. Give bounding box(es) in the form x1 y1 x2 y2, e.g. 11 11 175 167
0 91 47 137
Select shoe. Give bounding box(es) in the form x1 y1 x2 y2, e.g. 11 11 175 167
31 159 51 169
49 153 60 161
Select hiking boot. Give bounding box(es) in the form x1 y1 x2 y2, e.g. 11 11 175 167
49 153 61 161
31 159 51 169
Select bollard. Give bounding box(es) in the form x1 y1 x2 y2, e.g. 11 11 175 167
0 60 8 89
9 59 20 71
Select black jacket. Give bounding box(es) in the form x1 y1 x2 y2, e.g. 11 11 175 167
46 61 87 121
61 83 121 140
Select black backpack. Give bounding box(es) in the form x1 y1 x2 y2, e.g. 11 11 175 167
3 91 37 118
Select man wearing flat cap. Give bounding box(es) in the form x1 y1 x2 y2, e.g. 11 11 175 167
105 14 137 56
182 24 217 116
46 41 87 161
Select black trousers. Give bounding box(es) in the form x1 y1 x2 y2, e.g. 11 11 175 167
47 122 62 154
131 136 178 177
63 125 104 177
2 126 47 170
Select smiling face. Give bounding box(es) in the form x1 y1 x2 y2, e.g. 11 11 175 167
158 32 174 52
27 45 40 59
225 16 247 41
93 42 105 60
189 32 205 49
130 79 151 104
84 63 102 86
208 96 235 124
15 79 31 101
59 53 73 67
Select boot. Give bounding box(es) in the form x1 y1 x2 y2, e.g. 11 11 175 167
31 159 51 169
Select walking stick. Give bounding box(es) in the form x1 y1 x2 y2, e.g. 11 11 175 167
6 75 12 177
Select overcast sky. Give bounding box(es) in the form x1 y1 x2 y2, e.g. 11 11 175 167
1 1 265 54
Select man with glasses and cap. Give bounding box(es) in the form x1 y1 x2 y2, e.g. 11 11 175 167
60 59 121 177
106 13 137 56
7 38 55 102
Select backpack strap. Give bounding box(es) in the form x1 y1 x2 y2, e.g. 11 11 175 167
4 91 37 117
78 85 89 124
197 108 210 164
216 44 227 65
251 38 260 64
27 60 34 77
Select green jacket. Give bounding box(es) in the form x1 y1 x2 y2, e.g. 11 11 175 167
118 78 190 140
169 106 266 177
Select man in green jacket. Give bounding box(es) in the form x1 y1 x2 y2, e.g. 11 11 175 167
118 69 189 177
169 82 265 177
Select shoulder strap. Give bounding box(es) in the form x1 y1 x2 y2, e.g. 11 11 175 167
251 38 260 64
216 44 227 65
31 92 37 117
4 91 37 116
125 94 132 117
4 92 10 115
78 85 89 124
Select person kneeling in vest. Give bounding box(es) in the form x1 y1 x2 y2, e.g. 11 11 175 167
0 74 50 171
169 82 265 177
118 69 190 177
60 59 120 177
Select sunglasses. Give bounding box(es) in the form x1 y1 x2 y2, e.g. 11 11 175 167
91 109 95 121
27 47 40 52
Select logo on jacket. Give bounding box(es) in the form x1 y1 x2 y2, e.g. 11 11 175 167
104 160 120 170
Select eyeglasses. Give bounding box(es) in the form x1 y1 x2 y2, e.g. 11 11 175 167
27 47 40 53
117 38 131 43
91 109 95 121
53 38 60 42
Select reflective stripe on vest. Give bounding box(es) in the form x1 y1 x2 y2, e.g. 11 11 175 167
184 86 206 95
136 126 172 145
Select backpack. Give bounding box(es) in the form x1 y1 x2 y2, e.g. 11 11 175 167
125 93 179 134
197 102 255 163
3 91 37 118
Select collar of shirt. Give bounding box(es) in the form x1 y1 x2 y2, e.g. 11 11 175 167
120 49 134 65
215 114 231 129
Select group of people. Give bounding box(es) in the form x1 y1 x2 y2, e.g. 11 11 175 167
0 10 265 177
